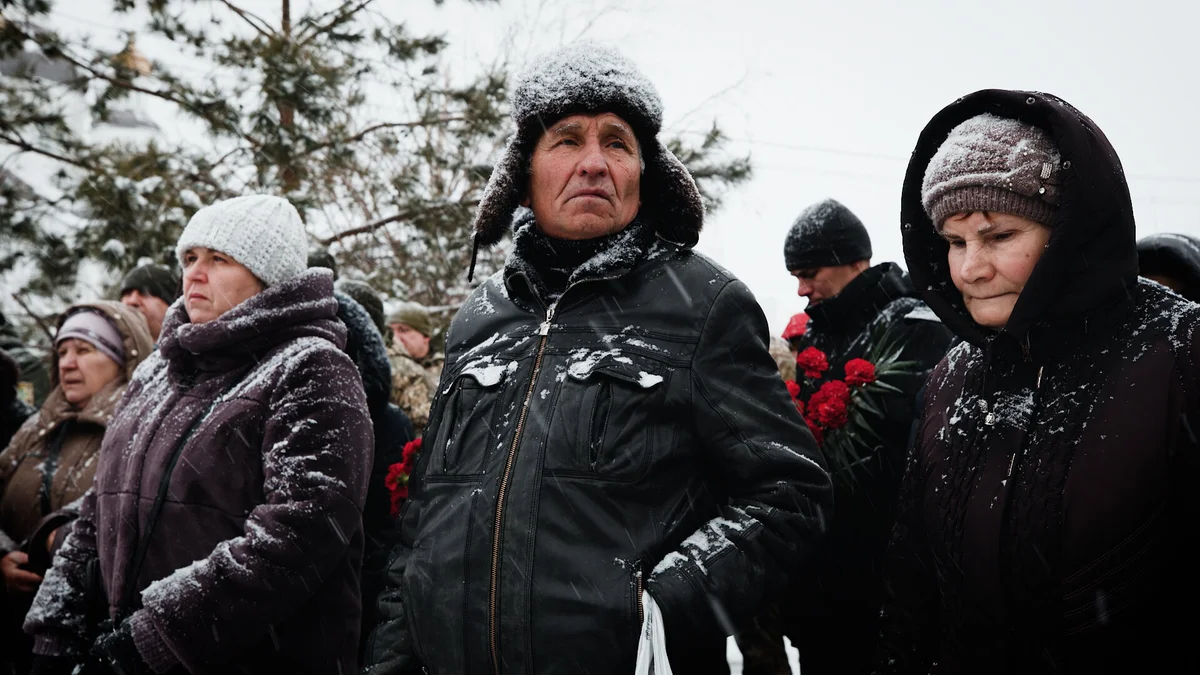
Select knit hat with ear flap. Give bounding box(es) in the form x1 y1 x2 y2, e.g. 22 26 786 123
921 113 1063 230
175 194 309 286
469 41 706 280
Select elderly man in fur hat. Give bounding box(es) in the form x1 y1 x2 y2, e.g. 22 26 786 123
364 42 831 675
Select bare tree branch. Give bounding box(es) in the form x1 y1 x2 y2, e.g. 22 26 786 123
300 117 467 156
320 211 410 245
215 0 277 38
297 0 375 46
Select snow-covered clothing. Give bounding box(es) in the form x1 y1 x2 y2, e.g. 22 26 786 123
782 198 873 270
363 213 832 675
782 262 952 674
335 290 417 661
879 89 1200 674
24 269 373 675
1137 232 1200 302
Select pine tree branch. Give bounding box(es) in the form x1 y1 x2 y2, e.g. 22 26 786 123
0 131 93 170
216 0 277 38
300 117 468 156
297 0 375 46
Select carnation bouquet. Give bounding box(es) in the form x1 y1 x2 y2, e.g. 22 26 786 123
386 438 423 517
787 326 921 487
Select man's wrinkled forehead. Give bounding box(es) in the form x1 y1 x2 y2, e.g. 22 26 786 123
540 112 638 144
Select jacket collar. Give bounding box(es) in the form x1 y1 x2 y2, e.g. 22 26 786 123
806 262 916 340
503 212 658 308
158 268 345 382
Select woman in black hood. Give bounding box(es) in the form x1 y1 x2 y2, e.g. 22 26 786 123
877 90 1200 674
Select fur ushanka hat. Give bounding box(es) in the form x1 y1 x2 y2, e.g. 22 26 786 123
469 42 705 279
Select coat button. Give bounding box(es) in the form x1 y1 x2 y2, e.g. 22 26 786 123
1026 96 1036 104
131 349 138 357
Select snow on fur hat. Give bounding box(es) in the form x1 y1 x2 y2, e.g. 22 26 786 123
175 194 309 286
921 113 1063 229
470 42 705 275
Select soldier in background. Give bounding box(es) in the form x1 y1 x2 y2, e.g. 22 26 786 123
386 301 443 437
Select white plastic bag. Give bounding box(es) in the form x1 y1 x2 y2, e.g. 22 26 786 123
634 590 673 675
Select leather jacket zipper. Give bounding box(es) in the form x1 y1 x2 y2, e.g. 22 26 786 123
489 304 556 674
635 565 644 626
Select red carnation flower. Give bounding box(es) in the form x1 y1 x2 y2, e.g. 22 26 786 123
786 380 802 400
782 313 809 341
400 438 422 473
805 417 824 445
844 358 877 387
796 347 830 379
386 438 424 517
808 380 851 429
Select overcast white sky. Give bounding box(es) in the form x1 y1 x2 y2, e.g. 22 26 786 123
55 0 1200 333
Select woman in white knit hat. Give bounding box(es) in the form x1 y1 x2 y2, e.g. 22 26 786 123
26 195 374 675
878 91 1200 674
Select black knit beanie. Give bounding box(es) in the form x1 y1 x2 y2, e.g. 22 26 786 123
783 199 873 270
120 264 181 305
335 279 387 337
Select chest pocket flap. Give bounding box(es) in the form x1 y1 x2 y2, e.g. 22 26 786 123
547 352 671 480
426 358 515 477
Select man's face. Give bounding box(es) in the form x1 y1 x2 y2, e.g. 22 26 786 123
790 261 868 307
120 289 170 339
391 323 431 360
523 112 642 240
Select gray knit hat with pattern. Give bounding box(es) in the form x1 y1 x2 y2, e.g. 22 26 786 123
921 113 1063 229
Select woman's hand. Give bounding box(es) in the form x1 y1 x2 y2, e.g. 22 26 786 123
1 550 44 594
45 527 60 554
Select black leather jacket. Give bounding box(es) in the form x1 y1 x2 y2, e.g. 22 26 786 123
364 224 832 675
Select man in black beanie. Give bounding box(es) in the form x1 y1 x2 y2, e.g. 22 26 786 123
780 198 952 675
118 263 181 341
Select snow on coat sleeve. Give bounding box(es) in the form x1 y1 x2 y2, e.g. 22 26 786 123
24 487 100 658
128 345 373 673
646 279 833 639
874 359 949 675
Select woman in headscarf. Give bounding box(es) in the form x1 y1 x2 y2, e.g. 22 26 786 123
25 195 373 675
878 91 1200 674
0 301 151 672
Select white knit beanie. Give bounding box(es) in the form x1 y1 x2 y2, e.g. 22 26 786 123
175 195 308 286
